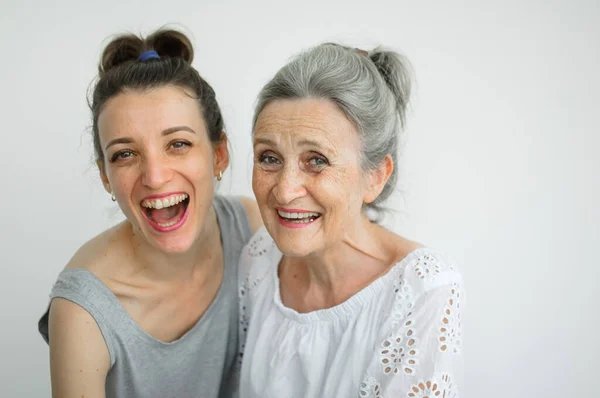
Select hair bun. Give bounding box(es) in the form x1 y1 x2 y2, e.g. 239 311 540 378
99 34 144 76
369 49 413 128
148 29 194 64
98 29 194 77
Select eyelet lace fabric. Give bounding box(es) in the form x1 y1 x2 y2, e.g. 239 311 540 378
237 228 464 398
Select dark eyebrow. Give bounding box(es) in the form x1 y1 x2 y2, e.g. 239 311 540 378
104 137 133 151
104 125 196 151
162 125 196 136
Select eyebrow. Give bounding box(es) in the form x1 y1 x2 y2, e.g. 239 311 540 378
104 125 196 151
297 139 327 148
254 137 332 150
253 137 276 147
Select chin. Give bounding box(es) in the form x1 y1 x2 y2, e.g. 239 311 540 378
273 235 318 258
264 220 317 257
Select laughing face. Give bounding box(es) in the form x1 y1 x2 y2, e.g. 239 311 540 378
97 85 228 253
252 98 379 257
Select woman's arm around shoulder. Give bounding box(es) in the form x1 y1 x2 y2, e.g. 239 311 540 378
48 298 110 398
239 196 263 234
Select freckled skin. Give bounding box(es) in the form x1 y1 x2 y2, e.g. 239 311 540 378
252 98 419 312
252 98 369 258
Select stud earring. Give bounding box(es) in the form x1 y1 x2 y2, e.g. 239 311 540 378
216 170 223 181
111 192 116 202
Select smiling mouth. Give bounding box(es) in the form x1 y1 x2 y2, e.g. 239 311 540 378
141 194 190 228
277 209 322 224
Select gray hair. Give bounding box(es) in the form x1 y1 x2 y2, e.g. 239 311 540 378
252 43 413 219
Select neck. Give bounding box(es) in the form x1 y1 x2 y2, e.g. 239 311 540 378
125 207 222 282
283 215 390 292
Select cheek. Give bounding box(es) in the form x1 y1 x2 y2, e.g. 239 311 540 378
318 168 360 196
315 169 365 212
184 148 214 179
252 168 271 200
106 167 135 191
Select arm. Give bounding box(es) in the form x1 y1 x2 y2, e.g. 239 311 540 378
48 298 110 398
239 196 263 234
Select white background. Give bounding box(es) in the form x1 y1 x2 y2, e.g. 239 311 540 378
1 0 598 396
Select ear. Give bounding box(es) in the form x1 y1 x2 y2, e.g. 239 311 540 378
363 155 394 204
213 133 230 177
97 160 112 194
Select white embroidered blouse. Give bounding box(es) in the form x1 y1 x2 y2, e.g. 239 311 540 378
238 227 464 398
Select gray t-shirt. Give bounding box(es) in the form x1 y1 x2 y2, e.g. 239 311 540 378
38 195 251 398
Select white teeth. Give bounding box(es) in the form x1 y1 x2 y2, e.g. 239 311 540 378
157 219 178 227
142 194 188 209
277 210 320 219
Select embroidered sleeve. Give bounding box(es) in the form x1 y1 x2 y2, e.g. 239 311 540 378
360 254 464 398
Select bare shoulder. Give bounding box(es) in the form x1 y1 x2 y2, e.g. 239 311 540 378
48 298 109 397
378 225 424 263
394 234 425 258
239 196 263 234
65 221 129 276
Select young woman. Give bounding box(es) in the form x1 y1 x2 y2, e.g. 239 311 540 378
38 29 261 398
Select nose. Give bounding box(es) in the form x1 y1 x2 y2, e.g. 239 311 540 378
272 164 307 205
140 154 173 190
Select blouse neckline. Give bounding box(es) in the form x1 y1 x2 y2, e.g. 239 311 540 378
270 246 431 324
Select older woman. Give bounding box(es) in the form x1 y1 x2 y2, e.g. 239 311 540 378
238 44 464 397
38 29 261 398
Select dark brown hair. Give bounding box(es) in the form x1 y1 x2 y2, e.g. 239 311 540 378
90 29 225 164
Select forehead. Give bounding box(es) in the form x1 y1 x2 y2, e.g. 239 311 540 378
98 85 206 137
254 98 360 150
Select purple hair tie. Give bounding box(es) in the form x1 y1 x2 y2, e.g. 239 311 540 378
138 50 160 62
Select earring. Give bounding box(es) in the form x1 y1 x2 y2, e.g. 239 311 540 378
216 170 223 181
111 192 116 202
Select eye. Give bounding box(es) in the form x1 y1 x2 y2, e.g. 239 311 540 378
257 151 282 169
110 150 134 163
261 155 280 164
258 152 280 164
169 140 191 150
307 154 329 171
309 157 328 167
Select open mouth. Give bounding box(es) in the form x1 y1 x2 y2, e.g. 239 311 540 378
277 210 322 224
141 193 190 230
